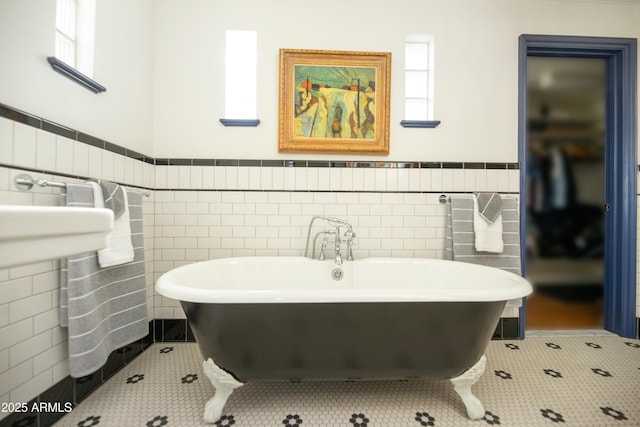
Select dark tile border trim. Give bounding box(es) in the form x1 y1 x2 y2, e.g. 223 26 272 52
0 103 155 165
0 103 525 170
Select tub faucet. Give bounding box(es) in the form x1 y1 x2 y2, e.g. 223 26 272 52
334 231 343 265
345 229 356 261
313 230 336 260
319 237 329 260
304 215 355 263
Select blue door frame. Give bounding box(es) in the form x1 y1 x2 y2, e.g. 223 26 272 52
517 35 638 339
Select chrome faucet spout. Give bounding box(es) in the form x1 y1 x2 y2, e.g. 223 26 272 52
336 242 342 265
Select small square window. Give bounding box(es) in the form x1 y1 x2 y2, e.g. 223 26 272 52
404 35 434 121
225 30 257 120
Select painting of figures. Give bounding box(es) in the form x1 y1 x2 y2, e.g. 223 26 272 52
279 49 391 155
294 65 377 140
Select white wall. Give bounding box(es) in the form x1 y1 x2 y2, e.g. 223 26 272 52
0 0 154 155
151 0 640 161
0 0 637 160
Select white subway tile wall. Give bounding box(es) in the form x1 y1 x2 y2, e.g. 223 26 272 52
0 116 156 419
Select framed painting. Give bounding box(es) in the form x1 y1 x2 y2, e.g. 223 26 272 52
278 49 391 155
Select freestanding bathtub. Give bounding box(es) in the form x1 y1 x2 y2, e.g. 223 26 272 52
155 256 532 423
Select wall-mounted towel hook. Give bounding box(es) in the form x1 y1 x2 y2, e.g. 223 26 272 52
439 194 450 204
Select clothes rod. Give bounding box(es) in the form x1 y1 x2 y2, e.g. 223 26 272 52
14 174 150 197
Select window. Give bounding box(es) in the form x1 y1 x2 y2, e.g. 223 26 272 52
55 0 96 77
404 35 435 123
223 30 258 124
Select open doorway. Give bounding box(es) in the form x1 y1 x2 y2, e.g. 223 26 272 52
517 35 637 339
525 57 606 330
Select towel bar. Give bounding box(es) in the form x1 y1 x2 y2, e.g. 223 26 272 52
14 174 150 197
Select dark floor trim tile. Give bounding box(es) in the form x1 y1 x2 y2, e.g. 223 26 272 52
502 318 519 339
162 319 188 342
153 319 164 341
0 322 156 427
492 319 503 340
187 321 197 342
102 348 126 381
74 372 102 404
0 398 39 427
492 318 521 340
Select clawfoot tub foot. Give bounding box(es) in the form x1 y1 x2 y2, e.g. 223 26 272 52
202 358 244 424
450 355 487 420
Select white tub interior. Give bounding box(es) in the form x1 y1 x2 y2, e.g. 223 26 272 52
156 257 532 304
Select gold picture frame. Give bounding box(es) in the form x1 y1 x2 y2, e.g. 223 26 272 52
278 49 391 155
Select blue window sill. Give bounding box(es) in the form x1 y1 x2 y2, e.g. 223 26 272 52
400 120 441 128
47 57 106 94
219 119 261 127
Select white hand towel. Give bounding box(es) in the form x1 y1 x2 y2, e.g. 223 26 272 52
88 182 135 267
473 195 504 253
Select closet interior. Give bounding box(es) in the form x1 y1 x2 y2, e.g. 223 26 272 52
525 57 606 330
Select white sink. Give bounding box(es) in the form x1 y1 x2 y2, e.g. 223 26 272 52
0 205 114 269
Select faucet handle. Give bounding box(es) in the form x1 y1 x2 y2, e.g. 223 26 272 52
319 239 327 260
344 230 356 244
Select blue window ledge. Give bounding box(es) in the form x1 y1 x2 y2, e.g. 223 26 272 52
400 120 441 128
47 57 106 94
219 119 261 127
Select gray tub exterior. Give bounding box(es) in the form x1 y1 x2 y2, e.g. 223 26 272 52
182 300 506 382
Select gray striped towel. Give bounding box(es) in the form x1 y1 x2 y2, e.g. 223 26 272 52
445 195 522 307
476 192 502 223
60 183 148 378
89 179 126 220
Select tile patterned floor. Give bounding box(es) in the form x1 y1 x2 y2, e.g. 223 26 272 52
56 336 640 426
